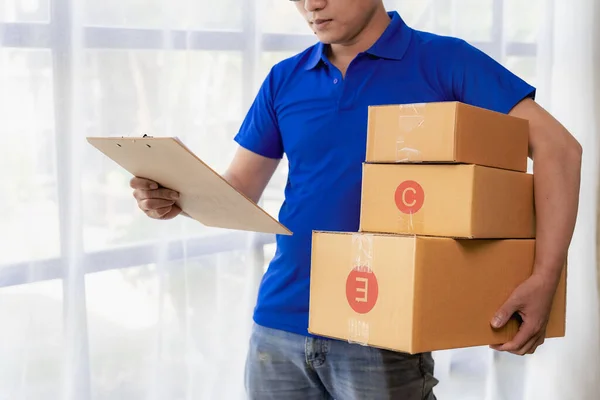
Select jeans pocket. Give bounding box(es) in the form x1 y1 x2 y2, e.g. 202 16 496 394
418 353 439 399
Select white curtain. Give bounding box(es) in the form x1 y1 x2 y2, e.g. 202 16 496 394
520 0 600 399
1 1 598 399
479 0 600 393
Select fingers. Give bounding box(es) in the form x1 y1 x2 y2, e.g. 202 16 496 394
145 205 182 220
130 177 179 201
491 321 547 356
130 177 159 190
138 198 176 211
526 336 545 355
134 188 180 201
494 321 537 353
161 204 182 220
491 332 546 355
492 297 522 329
134 189 179 219
146 206 174 219
129 177 181 220
510 334 540 356
133 187 180 218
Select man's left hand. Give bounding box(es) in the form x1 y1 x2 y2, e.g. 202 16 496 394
489 272 558 355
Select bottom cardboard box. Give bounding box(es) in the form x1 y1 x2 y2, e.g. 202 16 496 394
308 231 566 354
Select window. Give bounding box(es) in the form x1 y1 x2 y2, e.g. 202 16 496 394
80 50 244 252
83 0 241 30
86 251 252 399
0 0 50 23
0 280 64 399
0 49 59 264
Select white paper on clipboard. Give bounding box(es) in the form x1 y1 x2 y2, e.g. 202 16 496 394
86 136 292 236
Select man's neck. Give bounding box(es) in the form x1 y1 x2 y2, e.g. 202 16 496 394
328 7 391 68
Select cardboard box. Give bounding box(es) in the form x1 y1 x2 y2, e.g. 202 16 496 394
360 163 535 239
366 102 529 172
308 231 566 354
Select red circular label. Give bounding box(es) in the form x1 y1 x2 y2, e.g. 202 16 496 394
346 267 379 314
395 180 425 214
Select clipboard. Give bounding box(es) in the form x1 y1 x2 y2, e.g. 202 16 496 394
87 136 292 236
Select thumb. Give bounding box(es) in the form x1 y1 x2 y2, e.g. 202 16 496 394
492 296 520 329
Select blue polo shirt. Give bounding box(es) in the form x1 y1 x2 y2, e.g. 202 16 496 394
234 11 536 337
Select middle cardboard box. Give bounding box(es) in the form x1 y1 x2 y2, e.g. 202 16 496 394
359 163 535 239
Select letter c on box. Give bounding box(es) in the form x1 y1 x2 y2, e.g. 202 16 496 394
395 180 424 214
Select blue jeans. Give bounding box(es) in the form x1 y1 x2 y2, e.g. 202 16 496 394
245 324 438 400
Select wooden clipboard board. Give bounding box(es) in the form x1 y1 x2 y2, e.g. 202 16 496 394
87 136 292 236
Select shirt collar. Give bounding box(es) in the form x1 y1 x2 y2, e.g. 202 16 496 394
304 11 413 71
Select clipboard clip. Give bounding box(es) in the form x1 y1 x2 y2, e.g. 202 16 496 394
119 133 153 144
119 134 153 146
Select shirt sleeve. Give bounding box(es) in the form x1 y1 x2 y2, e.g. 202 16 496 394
447 39 537 114
233 68 284 159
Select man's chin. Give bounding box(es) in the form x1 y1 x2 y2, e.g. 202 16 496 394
314 33 336 45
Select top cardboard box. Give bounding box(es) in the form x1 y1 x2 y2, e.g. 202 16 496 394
366 102 530 172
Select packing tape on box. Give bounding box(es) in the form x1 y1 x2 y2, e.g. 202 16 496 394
396 210 424 234
347 233 374 346
396 142 423 162
393 180 425 233
351 232 374 271
395 104 425 163
347 318 370 346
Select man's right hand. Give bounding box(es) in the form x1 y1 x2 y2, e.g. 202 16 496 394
130 177 182 220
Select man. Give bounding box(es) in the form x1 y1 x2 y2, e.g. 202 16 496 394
131 1 582 399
